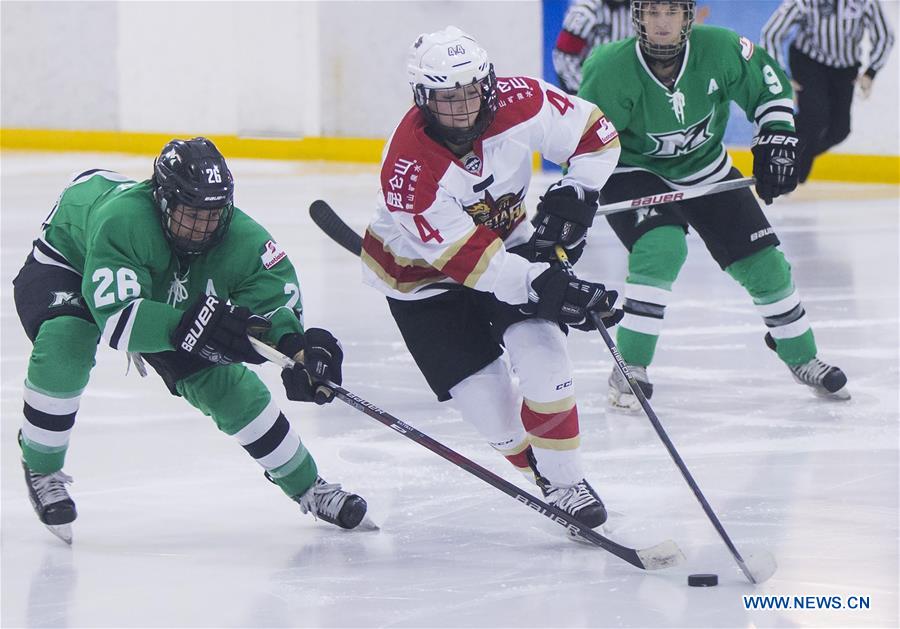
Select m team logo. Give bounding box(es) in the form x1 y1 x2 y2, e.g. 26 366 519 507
49 291 84 309
646 111 714 158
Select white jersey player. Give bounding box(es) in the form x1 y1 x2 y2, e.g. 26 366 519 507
362 26 622 529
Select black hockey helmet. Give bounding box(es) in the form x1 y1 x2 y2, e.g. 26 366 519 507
152 137 234 256
632 1 696 61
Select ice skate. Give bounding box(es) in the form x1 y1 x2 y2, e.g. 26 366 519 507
22 458 77 544
607 364 653 411
541 478 608 529
293 476 376 530
765 333 850 400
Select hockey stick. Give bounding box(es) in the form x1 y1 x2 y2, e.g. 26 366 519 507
595 177 755 217
249 336 684 571
553 245 777 585
307 177 756 256
309 200 363 256
311 197 775 583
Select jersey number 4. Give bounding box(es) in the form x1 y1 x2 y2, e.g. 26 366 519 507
547 90 574 116
414 214 444 243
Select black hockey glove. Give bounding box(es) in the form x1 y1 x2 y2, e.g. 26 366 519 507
172 294 270 365
520 266 623 331
752 130 801 205
527 183 599 264
278 329 344 405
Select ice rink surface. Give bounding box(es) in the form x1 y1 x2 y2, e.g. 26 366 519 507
1 151 898 628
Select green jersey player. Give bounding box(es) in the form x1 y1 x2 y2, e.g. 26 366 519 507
12 138 368 543
577 0 848 408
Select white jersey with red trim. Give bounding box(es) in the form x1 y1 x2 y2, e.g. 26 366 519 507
362 75 620 303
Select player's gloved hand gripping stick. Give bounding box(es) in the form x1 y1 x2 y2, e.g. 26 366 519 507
554 245 777 585
248 330 684 572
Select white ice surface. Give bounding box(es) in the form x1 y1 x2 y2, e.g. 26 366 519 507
1 151 898 628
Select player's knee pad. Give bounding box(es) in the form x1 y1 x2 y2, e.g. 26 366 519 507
177 364 272 435
450 357 524 445
629 225 688 286
28 316 99 394
726 246 792 299
503 319 573 401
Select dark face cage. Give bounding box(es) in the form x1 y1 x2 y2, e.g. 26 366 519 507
414 67 498 146
153 138 235 256
161 203 234 256
632 0 696 61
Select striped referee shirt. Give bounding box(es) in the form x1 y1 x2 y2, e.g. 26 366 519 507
761 0 895 77
553 0 632 93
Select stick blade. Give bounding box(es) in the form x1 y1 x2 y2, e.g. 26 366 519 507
744 549 778 584
309 200 363 256
636 539 686 570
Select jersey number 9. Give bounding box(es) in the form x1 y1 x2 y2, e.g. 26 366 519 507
762 65 783 95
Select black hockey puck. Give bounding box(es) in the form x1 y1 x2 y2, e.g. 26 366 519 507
688 573 718 587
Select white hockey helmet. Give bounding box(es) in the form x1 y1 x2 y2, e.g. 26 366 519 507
407 26 497 145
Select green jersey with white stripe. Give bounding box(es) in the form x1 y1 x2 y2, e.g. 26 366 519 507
579 25 795 186
41 170 304 353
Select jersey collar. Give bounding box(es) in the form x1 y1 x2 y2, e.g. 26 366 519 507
636 38 691 92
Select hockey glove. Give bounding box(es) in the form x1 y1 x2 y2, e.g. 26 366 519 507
172 294 270 365
752 130 801 205
278 329 344 405
520 266 622 331
527 183 599 264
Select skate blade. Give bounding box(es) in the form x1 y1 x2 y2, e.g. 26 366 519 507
45 523 73 545
353 516 380 532
566 523 608 545
607 391 641 413
816 386 851 401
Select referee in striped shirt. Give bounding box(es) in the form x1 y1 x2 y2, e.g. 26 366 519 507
761 0 895 182
552 0 633 94
553 0 711 94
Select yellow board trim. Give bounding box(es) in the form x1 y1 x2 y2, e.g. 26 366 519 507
729 148 899 185
0 128 386 163
1 129 897 183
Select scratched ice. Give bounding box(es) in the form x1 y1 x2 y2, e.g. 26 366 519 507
2 152 897 627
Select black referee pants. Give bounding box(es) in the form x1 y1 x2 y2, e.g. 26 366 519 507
789 46 859 182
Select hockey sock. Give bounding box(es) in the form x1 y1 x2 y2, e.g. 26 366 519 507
20 317 99 474
521 396 583 485
502 319 583 485
178 365 317 497
618 226 687 366
726 246 817 365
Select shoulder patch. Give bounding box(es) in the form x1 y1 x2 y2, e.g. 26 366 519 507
384 156 421 212
261 239 287 269
597 116 618 144
739 36 754 61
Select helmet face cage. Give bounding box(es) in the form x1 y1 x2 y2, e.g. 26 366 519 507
415 66 497 146
153 137 235 256
632 1 696 61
